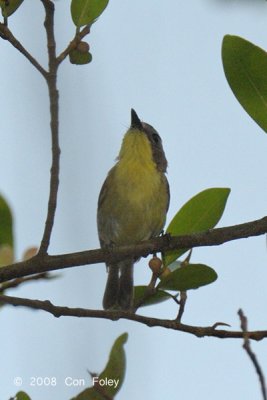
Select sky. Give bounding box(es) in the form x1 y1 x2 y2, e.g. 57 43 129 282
1 0 267 399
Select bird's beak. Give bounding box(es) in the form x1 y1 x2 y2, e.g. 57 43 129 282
131 109 143 130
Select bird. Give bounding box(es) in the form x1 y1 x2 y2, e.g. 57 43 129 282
97 109 169 311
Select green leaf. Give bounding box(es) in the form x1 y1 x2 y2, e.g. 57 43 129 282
98 332 127 395
0 244 14 267
0 194 13 248
13 392 31 400
134 285 172 308
71 387 103 400
69 49 92 65
160 260 183 281
158 263 218 291
72 333 128 400
0 0 24 17
71 0 109 27
222 35 267 134
163 188 230 266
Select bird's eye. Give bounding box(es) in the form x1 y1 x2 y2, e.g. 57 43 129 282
152 133 160 144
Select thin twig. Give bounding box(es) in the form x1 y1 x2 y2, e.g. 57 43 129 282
1 293 267 340
133 271 159 311
0 216 267 283
211 322 231 329
176 251 192 321
176 291 187 322
38 0 61 255
0 272 54 292
0 23 47 77
238 309 267 400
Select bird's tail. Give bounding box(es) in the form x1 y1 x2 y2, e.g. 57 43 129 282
103 259 134 310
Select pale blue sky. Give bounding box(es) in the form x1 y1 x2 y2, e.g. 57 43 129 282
1 0 267 399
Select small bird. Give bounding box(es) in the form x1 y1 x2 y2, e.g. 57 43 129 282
97 109 169 310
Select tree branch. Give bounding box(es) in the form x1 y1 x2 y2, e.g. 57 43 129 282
0 215 266 283
1 293 267 341
0 23 47 77
38 0 60 255
238 309 267 400
0 1 60 256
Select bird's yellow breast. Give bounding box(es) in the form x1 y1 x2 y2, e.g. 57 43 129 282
116 129 160 203
98 130 169 246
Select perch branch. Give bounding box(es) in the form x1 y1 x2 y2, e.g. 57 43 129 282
0 215 266 283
